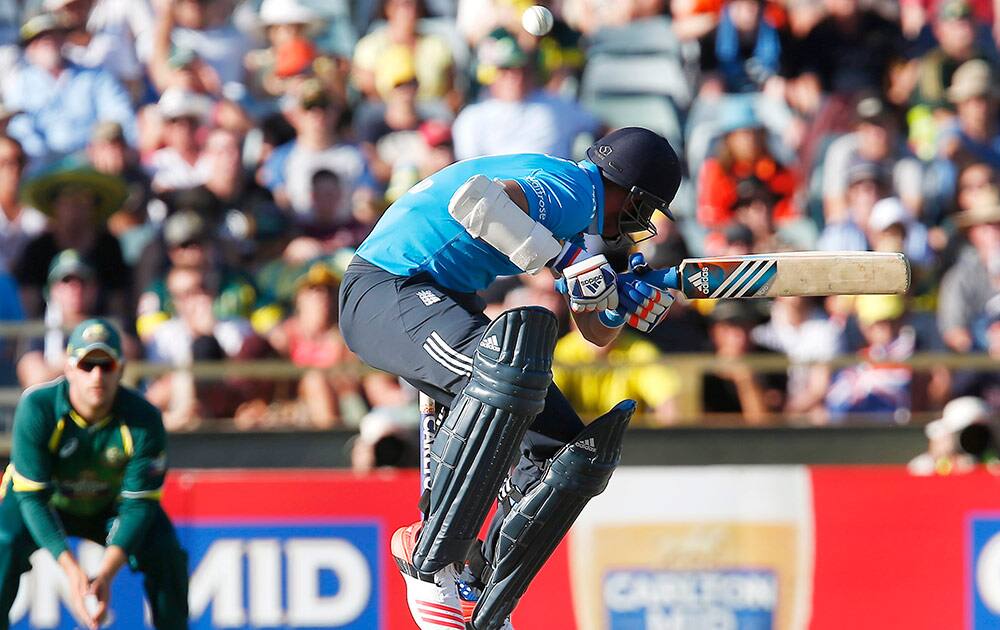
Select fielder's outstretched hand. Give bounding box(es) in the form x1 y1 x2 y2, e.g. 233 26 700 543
615 253 674 332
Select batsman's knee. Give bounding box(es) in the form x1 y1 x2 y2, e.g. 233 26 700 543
413 307 559 575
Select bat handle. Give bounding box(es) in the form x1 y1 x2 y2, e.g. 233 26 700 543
640 266 681 292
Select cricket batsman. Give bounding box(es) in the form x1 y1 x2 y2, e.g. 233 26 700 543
339 127 681 629
0 319 188 630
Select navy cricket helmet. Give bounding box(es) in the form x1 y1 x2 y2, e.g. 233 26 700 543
586 127 682 244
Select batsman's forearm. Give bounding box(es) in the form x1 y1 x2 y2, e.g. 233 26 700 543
572 310 622 347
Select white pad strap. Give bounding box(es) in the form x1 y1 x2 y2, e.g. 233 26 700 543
448 175 562 275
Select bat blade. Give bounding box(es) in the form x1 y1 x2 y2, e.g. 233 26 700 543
662 251 910 298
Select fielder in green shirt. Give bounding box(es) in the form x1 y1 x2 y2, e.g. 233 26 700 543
0 318 188 630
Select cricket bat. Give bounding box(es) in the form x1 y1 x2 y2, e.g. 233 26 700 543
642 251 910 298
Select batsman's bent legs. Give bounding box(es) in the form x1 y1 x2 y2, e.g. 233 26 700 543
472 401 635 630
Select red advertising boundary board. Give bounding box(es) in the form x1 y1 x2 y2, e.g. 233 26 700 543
810 466 1000 630
160 469 575 630
161 466 1000 629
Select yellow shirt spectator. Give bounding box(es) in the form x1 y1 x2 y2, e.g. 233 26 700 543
353 31 453 101
553 330 681 427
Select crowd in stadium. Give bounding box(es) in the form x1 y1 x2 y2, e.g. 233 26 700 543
0 0 998 436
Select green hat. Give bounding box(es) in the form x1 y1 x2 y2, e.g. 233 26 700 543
479 29 530 69
66 318 122 363
23 157 127 218
47 249 94 286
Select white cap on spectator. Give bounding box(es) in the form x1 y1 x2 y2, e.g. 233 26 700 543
925 397 991 439
868 197 911 232
259 0 320 26
157 88 212 123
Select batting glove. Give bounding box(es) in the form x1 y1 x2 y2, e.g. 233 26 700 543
561 254 619 313
616 253 674 332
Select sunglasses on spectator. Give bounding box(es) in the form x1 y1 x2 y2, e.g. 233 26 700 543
77 357 118 373
174 239 202 249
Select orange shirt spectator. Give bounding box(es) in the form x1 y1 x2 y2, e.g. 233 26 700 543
697 99 798 228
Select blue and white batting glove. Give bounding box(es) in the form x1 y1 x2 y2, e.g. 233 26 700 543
561 254 619 313
616 253 674 332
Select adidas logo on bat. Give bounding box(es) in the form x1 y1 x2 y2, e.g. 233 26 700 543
576 437 597 452
480 335 501 352
687 268 710 295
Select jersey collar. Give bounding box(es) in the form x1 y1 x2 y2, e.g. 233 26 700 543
578 159 605 235
55 377 114 430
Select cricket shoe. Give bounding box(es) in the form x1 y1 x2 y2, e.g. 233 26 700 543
455 565 515 630
392 521 466 629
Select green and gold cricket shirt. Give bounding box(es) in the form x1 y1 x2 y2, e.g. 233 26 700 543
1 377 168 559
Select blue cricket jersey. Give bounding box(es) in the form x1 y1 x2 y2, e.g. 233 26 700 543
356 154 605 293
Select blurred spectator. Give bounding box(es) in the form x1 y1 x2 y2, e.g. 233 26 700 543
350 405 420 472
16 250 100 387
752 296 840 423
4 13 137 162
145 0 250 94
827 295 949 421
416 119 456 178
818 159 884 248
672 0 724 41
702 300 786 424
819 193 933 272
54 0 154 97
938 190 1000 352
452 29 599 159
562 0 666 35
145 87 214 193
821 95 924 221
553 326 682 426
353 0 456 105
354 48 430 185
143 264 260 429
786 0 904 112
136 209 257 338
261 78 373 220
87 120 154 261
0 135 46 273
897 0 993 113
908 396 989 475
245 0 324 99
14 160 129 320
697 98 798 233
938 59 1000 168
951 301 1000 407
698 0 787 96
867 197 934 269
899 0 1000 41
714 176 816 253
264 262 364 428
